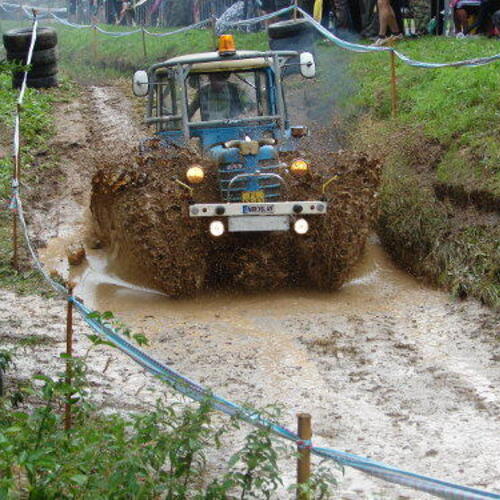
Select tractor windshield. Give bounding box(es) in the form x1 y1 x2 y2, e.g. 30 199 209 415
187 70 272 124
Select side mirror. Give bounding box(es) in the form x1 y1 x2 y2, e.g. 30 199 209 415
132 70 149 97
300 52 316 79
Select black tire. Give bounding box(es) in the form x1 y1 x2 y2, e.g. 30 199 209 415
12 74 58 89
267 19 311 39
7 47 58 65
13 62 58 79
3 27 57 52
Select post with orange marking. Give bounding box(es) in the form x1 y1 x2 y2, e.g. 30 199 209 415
64 283 75 432
390 50 398 118
297 413 312 499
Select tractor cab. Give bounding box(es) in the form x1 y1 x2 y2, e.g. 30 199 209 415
133 35 315 149
132 36 326 236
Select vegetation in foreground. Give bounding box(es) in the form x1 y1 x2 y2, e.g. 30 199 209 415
0 328 339 499
347 37 499 308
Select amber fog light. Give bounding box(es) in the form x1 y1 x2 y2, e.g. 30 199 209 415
186 165 204 184
290 159 309 177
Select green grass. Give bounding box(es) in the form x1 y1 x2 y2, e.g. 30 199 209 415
348 37 500 308
0 64 76 295
349 36 500 196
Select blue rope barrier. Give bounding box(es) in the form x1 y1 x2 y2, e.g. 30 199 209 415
5 3 499 68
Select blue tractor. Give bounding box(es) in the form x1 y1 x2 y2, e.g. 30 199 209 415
91 35 378 295
132 35 326 238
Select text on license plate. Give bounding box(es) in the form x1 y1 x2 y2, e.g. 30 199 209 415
241 190 265 203
242 204 274 214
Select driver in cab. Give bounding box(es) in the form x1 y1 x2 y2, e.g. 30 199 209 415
188 72 253 122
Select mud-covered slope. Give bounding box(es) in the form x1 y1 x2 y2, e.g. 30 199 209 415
91 140 380 296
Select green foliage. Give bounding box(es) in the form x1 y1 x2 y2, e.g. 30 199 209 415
290 462 340 500
349 37 500 196
0 340 339 498
87 310 150 348
226 409 285 499
0 67 74 295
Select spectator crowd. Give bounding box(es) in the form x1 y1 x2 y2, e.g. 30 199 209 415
70 0 500 38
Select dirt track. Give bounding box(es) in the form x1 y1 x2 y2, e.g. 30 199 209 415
4 85 499 498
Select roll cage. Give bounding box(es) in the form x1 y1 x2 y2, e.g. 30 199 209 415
145 50 299 143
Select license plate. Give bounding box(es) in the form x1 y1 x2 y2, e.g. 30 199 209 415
229 216 289 232
241 190 264 203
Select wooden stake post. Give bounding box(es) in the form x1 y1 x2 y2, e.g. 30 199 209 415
64 284 75 431
141 26 147 58
390 50 398 118
297 413 312 499
92 23 98 61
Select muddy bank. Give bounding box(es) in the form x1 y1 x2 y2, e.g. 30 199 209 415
350 117 500 309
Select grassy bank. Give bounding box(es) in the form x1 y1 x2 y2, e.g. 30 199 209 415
348 37 499 308
0 64 75 294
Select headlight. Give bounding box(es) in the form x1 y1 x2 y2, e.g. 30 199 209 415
294 218 309 235
209 220 225 237
290 159 309 177
186 165 204 184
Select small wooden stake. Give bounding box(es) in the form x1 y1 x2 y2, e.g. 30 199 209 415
390 50 398 119
297 413 312 499
92 24 97 61
294 0 298 19
64 283 75 432
141 26 147 58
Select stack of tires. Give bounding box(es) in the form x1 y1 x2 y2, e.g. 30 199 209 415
267 19 315 75
3 27 58 89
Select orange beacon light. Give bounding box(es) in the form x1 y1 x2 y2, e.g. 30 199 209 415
218 34 236 56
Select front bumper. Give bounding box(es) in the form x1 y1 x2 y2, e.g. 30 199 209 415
189 201 327 233
189 201 327 217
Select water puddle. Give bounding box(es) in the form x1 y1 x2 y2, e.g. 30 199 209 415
40 233 427 321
